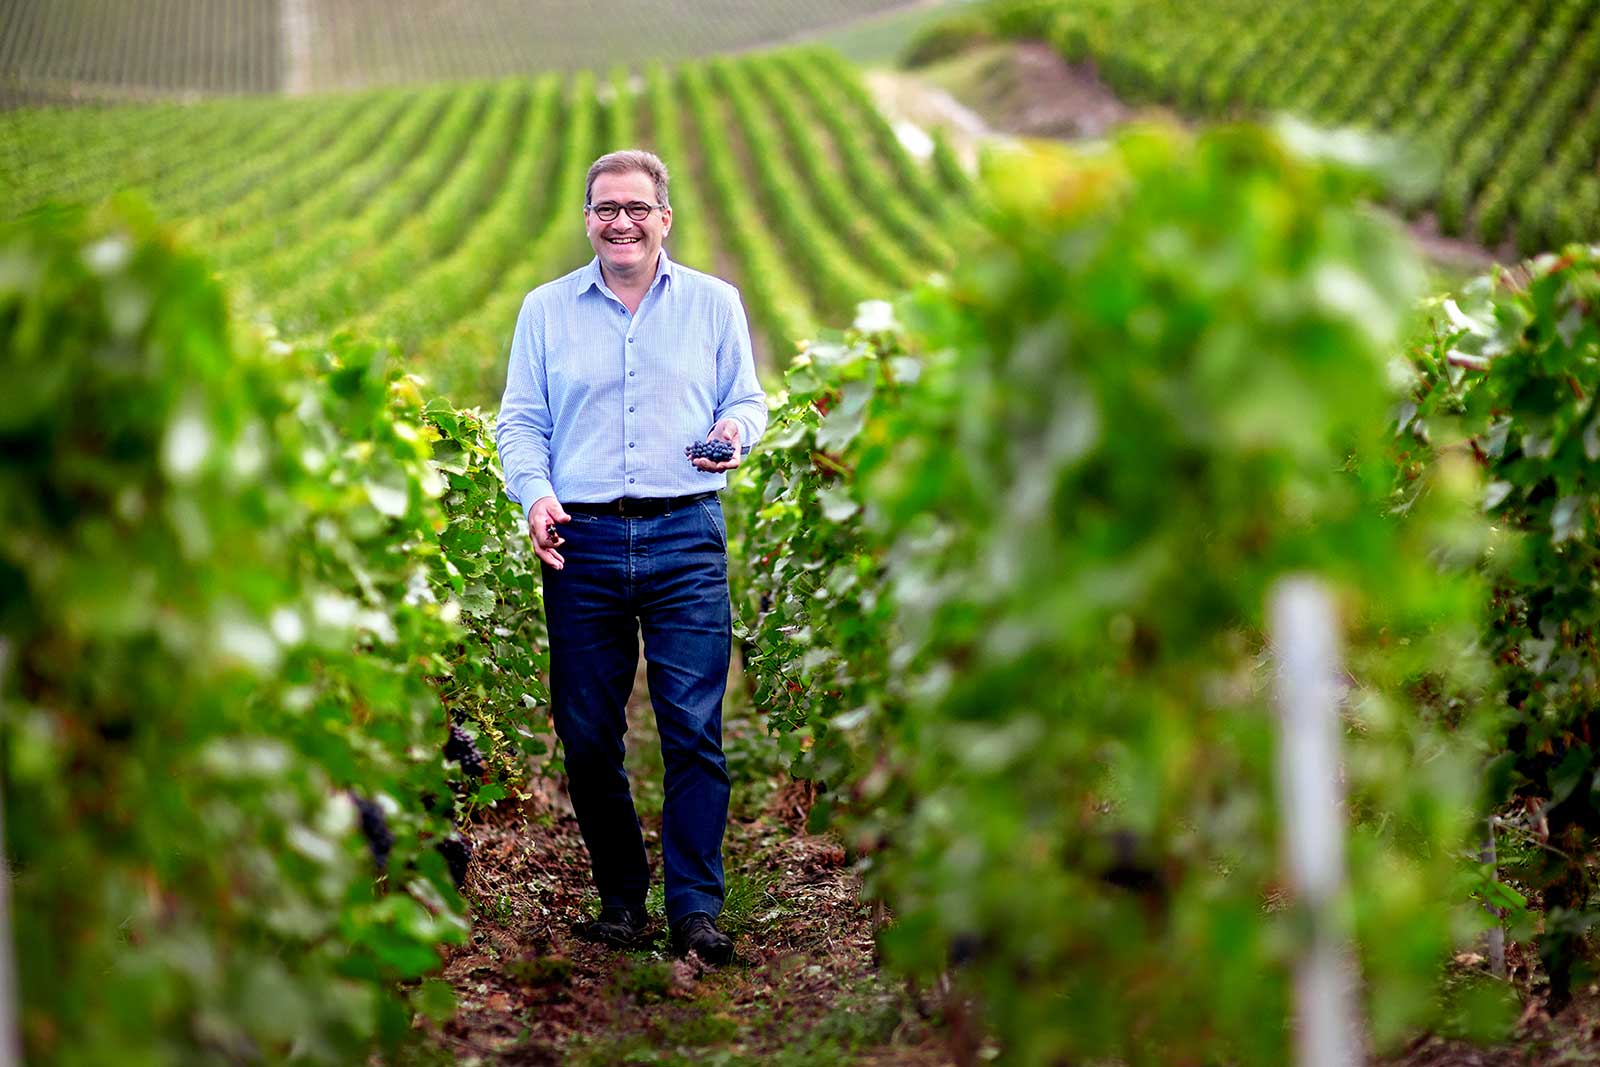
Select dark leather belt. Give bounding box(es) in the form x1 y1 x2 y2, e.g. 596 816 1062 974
564 491 717 518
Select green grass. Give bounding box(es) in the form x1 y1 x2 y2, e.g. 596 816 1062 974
800 0 981 66
911 40 1027 123
566 985 918 1067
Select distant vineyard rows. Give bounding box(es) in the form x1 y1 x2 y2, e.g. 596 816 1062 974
0 0 282 104
0 0 915 104
958 0 1600 255
0 47 981 405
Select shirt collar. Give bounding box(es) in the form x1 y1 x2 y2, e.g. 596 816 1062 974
580 249 675 299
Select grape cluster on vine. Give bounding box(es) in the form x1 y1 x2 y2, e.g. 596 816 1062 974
435 835 473 889
350 793 393 872
444 722 486 781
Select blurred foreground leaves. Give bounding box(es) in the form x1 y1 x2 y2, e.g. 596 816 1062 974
731 124 1495 1064
0 200 544 1064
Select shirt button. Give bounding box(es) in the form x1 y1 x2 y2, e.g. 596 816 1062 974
628 477 635 484
627 337 635 343
628 442 635 448
628 370 635 376
628 406 635 412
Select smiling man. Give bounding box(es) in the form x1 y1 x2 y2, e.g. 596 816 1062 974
494 150 767 965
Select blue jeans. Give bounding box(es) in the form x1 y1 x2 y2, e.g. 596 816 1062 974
540 495 732 924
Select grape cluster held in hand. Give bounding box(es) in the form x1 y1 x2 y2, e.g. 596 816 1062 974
686 439 735 464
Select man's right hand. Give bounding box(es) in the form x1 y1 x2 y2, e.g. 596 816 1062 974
528 496 571 570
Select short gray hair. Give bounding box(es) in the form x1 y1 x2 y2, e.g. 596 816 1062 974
585 150 670 208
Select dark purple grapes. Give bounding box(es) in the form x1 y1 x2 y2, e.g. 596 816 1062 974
436 834 473 889
444 722 486 781
685 439 735 465
350 792 393 872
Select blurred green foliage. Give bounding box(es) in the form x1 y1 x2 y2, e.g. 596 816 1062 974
730 124 1493 1063
0 200 544 1063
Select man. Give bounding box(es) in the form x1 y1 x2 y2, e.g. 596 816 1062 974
495 150 767 965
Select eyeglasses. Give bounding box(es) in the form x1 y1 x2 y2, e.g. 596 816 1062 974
586 200 666 222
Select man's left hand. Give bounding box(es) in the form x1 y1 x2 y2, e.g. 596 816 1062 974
693 420 742 472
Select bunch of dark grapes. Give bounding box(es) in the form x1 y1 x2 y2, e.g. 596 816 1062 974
350 792 393 872
444 722 486 781
436 835 473 889
685 439 735 464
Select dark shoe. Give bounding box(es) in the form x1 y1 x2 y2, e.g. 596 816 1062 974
670 912 733 965
576 904 649 948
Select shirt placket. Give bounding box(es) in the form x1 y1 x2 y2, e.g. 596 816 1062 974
619 279 666 496
618 295 639 492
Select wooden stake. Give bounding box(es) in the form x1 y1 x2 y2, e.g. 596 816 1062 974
1270 578 1362 1067
1482 822 1506 979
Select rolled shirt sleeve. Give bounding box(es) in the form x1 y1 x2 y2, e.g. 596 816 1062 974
494 295 555 519
713 294 768 454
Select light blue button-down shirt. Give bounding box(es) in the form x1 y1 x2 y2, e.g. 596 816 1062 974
495 250 768 516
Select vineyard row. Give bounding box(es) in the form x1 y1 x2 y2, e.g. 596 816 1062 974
2 47 980 404
956 0 1600 254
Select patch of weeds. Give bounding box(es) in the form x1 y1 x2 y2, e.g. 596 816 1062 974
505 955 575 986
610 957 677 1002
376 1032 459 1067
762 990 912 1067
483 892 514 922
569 1034 755 1067
809 994 902 1049
718 871 779 936
649 998 741 1047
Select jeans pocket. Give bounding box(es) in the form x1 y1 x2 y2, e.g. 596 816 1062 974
696 499 727 555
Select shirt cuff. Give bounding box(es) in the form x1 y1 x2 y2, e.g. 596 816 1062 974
731 414 757 454
518 478 556 519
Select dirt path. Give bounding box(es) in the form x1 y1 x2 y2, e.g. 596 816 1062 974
395 664 952 1067
871 41 1499 274
281 0 313 96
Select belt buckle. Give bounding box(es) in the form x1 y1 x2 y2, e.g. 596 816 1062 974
611 498 630 517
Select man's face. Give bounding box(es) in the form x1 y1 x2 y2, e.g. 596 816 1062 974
585 170 670 279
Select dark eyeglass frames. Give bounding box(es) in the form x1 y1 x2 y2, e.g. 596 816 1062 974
586 200 666 222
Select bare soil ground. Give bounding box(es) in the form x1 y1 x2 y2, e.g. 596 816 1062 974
388 668 953 1067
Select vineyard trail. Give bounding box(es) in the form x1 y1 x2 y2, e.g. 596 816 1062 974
417 664 952 1066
